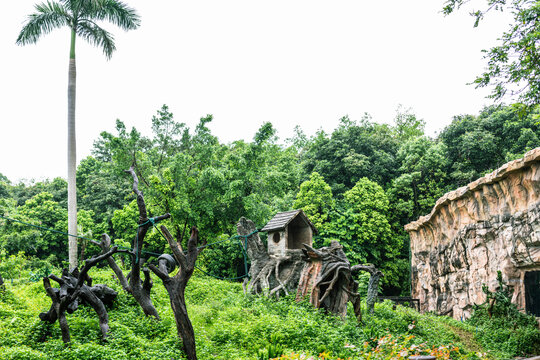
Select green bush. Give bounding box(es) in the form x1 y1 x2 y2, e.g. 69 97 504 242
468 271 540 358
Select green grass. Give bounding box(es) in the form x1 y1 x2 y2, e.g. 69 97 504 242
0 269 498 359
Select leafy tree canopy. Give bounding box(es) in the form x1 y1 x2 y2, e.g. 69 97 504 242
444 0 540 105
293 172 335 237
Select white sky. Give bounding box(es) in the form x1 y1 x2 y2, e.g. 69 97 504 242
1 1 511 182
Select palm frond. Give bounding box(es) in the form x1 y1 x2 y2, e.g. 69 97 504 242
16 1 71 45
77 20 116 59
82 0 140 30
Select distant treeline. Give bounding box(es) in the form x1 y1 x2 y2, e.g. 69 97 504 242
1 104 539 295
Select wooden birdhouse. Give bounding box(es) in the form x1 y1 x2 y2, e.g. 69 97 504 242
261 209 317 257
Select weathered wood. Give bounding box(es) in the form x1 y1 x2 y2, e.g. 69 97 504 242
351 264 383 314
238 217 364 320
149 225 201 360
39 248 118 343
237 217 304 298
298 242 359 318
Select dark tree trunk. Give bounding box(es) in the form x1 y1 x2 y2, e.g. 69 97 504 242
169 287 197 360
351 264 384 315
149 226 202 360
93 166 170 320
39 248 118 343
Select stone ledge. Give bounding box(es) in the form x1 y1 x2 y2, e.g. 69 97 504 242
405 147 540 232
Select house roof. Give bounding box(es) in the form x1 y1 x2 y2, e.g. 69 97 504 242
261 209 317 233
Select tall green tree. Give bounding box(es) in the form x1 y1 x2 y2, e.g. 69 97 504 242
443 0 540 105
293 172 334 239
388 137 449 225
439 105 540 186
16 0 140 269
302 115 399 195
325 178 404 288
0 173 10 200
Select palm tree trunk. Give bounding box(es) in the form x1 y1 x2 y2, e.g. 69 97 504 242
68 28 78 270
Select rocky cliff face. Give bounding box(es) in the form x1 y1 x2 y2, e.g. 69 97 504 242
405 148 540 319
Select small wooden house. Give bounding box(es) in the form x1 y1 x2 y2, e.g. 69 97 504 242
261 209 317 257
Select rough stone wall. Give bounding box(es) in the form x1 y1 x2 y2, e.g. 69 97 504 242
405 148 540 319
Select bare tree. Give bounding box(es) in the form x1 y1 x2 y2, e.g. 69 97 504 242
92 166 170 319
148 226 205 360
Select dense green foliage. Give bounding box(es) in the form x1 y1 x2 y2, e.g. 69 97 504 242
0 265 492 360
2 104 540 294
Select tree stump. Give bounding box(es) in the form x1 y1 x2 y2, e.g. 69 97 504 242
38 248 118 343
237 217 305 298
351 264 383 315
237 217 368 321
296 241 361 319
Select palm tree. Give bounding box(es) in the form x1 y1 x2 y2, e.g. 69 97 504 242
17 0 140 269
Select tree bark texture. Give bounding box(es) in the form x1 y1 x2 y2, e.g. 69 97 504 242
238 217 381 321
39 248 118 343
149 226 201 360
67 49 78 270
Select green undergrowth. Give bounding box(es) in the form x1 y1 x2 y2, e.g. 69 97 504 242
0 268 493 359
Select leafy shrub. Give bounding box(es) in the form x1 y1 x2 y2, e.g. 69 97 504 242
0 346 47 360
468 271 540 358
0 268 509 359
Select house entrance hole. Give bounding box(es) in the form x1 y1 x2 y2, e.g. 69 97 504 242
525 271 540 316
287 216 311 250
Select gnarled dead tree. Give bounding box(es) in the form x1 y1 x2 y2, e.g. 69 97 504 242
39 247 118 343
296 241 362 320
237 217 304 298
91 166 170 319
238 217 383 322
351 264 383 314
148 226 204 360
